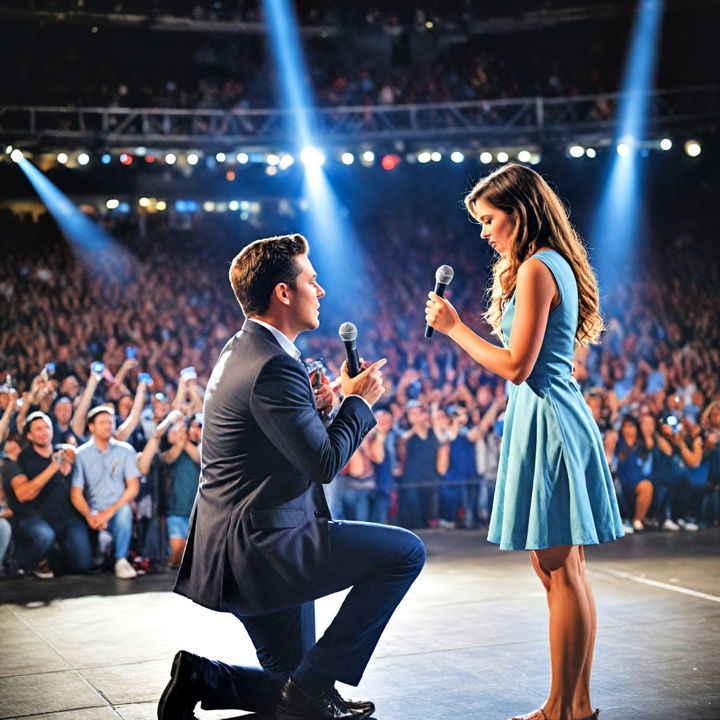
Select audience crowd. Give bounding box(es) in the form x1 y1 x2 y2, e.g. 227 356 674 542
1 172 718 582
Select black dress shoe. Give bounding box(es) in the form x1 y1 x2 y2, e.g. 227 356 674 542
157 650 203 720
275 679 375 720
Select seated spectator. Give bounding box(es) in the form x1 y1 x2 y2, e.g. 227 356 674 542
5 413 93 577
51 396 82 446
613 416 654 532
71 405 141 579
161 414 201 568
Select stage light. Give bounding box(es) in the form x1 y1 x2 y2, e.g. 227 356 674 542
106 199 120 210
361 150 375 165
187 153 199 166
417 151 431 164
138 197 150 207
660 138 672 151
279 153 295 169
340 152 355 165
266 166 278 176
266 153 280 166
236 152 249 164
101 153 112 164
529 153 541 165
616 143 630 156
431 151 442 162
226 170 236 181
569 145 585 158
77 153 90 166
480 151 493 164
301 147 325 167
586 148 597 158
165 153 177 165
5 145 12 154
120 153 133 165
425 21 434 29
57 152 68 164
216 152 227 162
496 151 509 163
517 150 531 163
203 201 215 212
10 149 23 163
381 154 400 171
216 202 228 213
229 200 240 211
240 201 250 211
156 200 167 211
450 151 465 163
146 155 156 163
135 147 147 157
685 140 701 157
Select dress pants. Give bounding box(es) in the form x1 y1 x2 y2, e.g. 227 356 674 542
197 520 425 712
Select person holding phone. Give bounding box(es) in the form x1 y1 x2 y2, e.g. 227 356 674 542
424 164 623 720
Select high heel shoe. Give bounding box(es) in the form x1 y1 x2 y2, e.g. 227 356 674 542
508 709 549 720
576 710 600 720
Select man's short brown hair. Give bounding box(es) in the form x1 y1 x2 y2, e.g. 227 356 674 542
229 234 309 316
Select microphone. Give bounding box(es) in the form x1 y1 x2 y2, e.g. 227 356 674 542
425 264 454 339
339 322 362 378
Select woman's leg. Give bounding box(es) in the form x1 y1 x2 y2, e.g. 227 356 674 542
572 546 595 720
634 479 653 524
533 545 592 720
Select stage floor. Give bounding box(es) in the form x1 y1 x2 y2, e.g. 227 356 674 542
1 527 719 720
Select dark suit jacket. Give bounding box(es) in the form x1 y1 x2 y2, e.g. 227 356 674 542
174 320 376 614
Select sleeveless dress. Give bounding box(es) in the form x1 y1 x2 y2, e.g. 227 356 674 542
487 249 624 550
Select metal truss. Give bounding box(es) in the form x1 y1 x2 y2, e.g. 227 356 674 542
1 86 717 152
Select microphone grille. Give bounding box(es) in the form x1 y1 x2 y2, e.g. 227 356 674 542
436 264 454 284
338 322 358 342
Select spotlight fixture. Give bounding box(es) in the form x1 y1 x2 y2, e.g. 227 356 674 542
431 151 442 162
216 152 227 162
684 140 701 157
106 199 120 209
417 151 431 164
57 152 69 164
585 148 597 159
300 147 325 167
187 153 199 166
279 154 295 170
616 143 630 156
569 145 585 158
119 153 133 165
496 151 509 163
236 152 249 164
10 149 23 163
340 152 355 165
203 201 215 212
450 151 465 163
266 153 280 166
660 138 672 151
101 153 112 164
77 152 90 166
165 153 177 165
361 150 375 165
229 200 240 211
381 154 400 171
480 151 493 164
517 150 531 163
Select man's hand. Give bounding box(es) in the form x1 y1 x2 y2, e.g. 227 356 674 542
312 371 335 415
341 358 387 407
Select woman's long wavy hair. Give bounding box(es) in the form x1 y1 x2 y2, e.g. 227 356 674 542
464 163 603 346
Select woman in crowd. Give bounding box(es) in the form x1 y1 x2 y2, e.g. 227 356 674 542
613 416 654 532
424 163 623 720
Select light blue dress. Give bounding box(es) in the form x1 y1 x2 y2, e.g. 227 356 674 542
488 249 624 550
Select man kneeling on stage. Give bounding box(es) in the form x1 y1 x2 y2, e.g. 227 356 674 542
160 233 426 720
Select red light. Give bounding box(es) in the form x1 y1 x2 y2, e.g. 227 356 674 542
226 170 236 181
381 154 400 171
120 153 133 165
145 155 155 163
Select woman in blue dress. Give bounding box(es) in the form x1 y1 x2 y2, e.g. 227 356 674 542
425 164 623 720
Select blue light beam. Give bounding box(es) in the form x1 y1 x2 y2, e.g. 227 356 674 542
591 0 665 291
15 156 133 279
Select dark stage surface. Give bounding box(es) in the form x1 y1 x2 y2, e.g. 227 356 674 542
1 528 719 720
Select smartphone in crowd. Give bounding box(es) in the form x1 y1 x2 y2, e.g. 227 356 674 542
91 361 105 376
125 346 137 360
138 372 154 387
180 366 197 381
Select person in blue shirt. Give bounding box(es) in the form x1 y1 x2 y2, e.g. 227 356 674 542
71 405 140 579
613 416 654 532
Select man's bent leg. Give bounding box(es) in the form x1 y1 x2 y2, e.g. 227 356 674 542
296 521 425 687
108 503 133 559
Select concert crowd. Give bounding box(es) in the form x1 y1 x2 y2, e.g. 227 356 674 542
0 170 718 583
